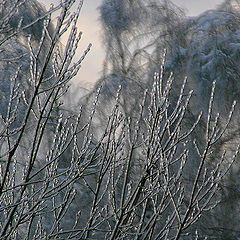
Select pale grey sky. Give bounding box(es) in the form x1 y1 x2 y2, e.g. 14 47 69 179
38 0 224 87
172 0 223 16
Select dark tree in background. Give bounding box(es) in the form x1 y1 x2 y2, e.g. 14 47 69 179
0 0 239 239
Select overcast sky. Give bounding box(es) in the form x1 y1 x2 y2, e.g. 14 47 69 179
38 0 224 87
172 0 223 15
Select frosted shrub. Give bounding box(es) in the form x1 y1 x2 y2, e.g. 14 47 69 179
0 0 239 239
